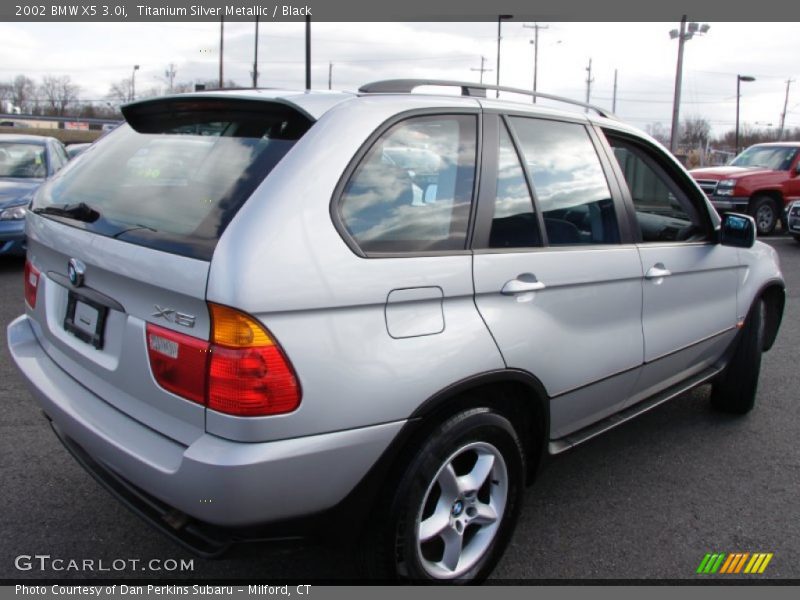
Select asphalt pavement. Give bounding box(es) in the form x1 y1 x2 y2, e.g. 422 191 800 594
1 239 798 582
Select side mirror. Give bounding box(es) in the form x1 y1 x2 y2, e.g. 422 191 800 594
719 213 756 248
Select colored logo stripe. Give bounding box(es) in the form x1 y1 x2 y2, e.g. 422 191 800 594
697 552 773 574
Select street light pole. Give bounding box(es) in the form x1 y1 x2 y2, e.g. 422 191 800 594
669 16 687 154
669 17 710 154
496 15 513 98
252 16 259 88
131 64 139 101
736 75 756 155
219 16 224 88
305 15 311 90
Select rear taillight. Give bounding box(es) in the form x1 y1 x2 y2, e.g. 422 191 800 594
24 260 40 309
145 304 301 417
207 303 301 417
146 323 210 405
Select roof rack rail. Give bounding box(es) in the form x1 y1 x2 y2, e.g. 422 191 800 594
358 79 615 119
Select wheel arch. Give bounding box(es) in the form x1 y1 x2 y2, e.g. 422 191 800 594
759 282 785 352
407 369 551 486
749 189 784 210
318 370 550 545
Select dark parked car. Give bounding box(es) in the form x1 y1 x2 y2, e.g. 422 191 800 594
0 134 69 256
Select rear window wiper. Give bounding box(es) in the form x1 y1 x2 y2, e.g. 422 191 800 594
32 202 100 223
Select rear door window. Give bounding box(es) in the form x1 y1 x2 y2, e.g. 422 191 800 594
508 117 620 246
488 121 540 248
33 99 313 260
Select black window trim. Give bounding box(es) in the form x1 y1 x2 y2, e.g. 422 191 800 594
330 107 482 259
471 113 545 250
596 126 717 246
501 114 550 246
471 108 638 254
472 113 633 252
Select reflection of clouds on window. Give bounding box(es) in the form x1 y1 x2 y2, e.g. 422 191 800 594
340 114 477 252
493 125 534 220
511 117 611 213
509 117 619 245
354 202 460 244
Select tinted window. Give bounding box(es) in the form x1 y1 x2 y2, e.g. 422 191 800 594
33 102 312 260
509 117 619 246
489 122 540 248
340 114 477 254
608 138 707 243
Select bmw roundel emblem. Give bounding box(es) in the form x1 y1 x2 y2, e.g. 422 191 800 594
67 258 86 287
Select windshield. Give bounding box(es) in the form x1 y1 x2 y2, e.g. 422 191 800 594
730 146 798 170
33 101 313 260
0 142 47 179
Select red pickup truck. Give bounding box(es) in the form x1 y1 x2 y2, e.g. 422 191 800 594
690 142 800 236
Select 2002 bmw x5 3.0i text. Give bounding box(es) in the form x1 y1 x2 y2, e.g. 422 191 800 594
7 80 785 581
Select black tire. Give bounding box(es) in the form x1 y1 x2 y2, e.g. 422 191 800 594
793 234 800 244
360 407 526 582
710 299 765 414
749 196 779 236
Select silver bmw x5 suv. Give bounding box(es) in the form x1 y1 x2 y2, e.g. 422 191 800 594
7 80 785 581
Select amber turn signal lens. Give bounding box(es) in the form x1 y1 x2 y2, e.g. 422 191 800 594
209 303 274 348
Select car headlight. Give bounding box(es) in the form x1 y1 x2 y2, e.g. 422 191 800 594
0 205 28 220
715 179 736 196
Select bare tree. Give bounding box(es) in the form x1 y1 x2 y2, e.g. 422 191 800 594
108 78 134 104
681 116 712 148
645 122 670 145
11 75 37 113
40 75 80 116
0 81 13 112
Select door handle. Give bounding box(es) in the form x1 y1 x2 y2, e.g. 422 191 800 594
645 263 672 279
501 275 546 295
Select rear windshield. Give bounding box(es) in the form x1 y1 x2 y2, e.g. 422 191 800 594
33 99 313 260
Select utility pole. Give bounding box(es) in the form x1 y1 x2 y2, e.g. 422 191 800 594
584 58 593 111
779 79 794 141
219 15 224 89
328 62 333 90
496 18 502 97
305 15 311 90
252 16 259 88
164 63 176 94
612 69 618 113
470 56 492 84
523 22 548 103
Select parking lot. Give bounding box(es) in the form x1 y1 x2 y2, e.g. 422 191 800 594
1 237 798 581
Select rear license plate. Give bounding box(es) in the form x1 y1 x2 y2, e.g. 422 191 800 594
64 292 108 349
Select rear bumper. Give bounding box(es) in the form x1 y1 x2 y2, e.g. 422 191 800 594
7 314 403 530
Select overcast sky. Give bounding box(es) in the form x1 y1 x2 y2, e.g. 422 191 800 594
1 21 798 136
